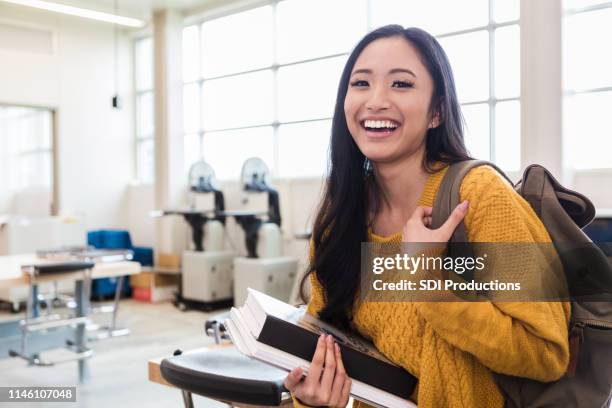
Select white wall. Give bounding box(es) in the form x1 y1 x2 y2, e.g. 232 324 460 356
0 2 135 231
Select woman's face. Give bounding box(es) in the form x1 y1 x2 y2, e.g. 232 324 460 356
344 36 438 165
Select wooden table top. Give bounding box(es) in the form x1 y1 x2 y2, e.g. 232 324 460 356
0 254 140 289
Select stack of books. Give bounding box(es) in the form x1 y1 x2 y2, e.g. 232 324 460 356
226 288 418 408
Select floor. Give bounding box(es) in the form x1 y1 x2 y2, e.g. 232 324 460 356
0 299 229 407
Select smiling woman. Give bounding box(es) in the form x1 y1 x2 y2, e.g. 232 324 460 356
284 25 571 408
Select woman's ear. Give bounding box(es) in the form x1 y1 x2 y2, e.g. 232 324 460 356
428 112 441 129
427 102 442 129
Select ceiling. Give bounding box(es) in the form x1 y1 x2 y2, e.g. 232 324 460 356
42 0 225 19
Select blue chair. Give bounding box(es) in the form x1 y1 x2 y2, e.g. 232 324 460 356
87 230 153 299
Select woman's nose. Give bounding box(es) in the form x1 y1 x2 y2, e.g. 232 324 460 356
365 87 391 111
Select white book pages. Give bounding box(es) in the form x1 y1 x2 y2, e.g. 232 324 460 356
227 305 417 408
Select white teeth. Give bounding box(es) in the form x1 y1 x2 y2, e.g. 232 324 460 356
363 119 398 129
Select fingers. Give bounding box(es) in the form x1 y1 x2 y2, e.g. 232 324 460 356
329 344 348 407
319 335 337 396
304 334 327 387
437 200 469 239
283 367 303 391
409 206 433 221
292 337 351 407
339 376 352 407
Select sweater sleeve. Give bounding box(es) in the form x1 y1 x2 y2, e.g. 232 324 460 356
305 240 326 318
414 166 571 382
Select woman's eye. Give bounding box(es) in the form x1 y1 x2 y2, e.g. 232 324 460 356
392 80 414 88
350 80 369 87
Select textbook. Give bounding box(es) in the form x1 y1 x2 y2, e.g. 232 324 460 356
225 288 418 408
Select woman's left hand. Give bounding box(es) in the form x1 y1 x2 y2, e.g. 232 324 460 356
402 201 469 243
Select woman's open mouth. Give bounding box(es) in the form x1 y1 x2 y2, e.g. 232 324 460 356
360 119 400 138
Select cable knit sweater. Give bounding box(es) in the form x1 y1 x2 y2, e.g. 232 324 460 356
294 165 570 408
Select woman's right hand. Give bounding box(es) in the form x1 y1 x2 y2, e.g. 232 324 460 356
283 333 352 407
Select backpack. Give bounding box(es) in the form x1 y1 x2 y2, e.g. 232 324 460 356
430 159 612 408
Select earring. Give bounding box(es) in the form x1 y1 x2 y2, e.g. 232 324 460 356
364 158 373 177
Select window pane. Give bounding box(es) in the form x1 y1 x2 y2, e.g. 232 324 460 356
203 126 274 180
495 25 520 99
183 25 199 82
0 107 53 192
494 100 520 170
10 109 52 152
462 103 490 160
277 0 366 64
563 8 612 91
564 0 611 9
135 37 153 91
371 0 489 35
137 138 155 183
278 56 346 123
202 70 274 131
278 120 331 178
19 152 51 188
184 133 202 171
137 91 154 136
201 6 273 78
564 91 612 169
184 83 200 134
439 31 489 103
494 0 520 22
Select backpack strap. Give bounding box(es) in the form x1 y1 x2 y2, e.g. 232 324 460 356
431 159 512 243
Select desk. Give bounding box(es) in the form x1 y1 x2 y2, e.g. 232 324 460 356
0 255 140 382
0 255 139 288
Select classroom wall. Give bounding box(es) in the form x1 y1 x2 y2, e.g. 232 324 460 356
0 2 135 231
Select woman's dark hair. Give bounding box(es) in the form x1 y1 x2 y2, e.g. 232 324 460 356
301 25 471 329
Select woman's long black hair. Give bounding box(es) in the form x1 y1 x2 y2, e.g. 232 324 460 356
302 25 471 329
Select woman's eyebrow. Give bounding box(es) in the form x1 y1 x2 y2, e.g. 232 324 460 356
389 68 417 78
351 68 372 76
350 68 417 78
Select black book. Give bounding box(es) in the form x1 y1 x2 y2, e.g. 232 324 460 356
226 289 417 408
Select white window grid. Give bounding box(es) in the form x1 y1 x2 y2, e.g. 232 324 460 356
182 0 520 178
563 1 612 97
133 36 155 183
0 106 54 191
562 0 612 170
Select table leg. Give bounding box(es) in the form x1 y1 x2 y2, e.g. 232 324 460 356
75 279 90 383
27 284 40 364
110 276 124 331
31 284 40 318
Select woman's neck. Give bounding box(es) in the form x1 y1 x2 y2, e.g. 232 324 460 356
372 151 429 222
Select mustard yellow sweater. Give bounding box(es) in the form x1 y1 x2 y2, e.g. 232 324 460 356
295 165 570 408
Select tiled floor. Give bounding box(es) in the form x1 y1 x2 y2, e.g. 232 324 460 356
0 299 228 407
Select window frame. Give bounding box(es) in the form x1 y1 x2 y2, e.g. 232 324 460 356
562 1 612 171
133 36 155 183
181 0 522 180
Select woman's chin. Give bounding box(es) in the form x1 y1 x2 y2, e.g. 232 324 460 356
362 152 395 164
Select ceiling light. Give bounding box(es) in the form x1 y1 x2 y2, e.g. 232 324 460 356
0 0 146 28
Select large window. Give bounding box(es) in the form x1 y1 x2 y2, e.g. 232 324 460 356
563 0 612 170
0 106 54 215
372 0 520 170
134 37 155 183
181 0 520 180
